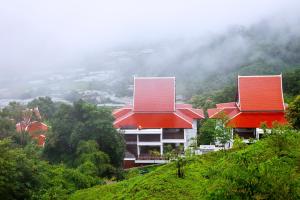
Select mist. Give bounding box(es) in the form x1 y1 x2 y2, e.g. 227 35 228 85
0 0 300 105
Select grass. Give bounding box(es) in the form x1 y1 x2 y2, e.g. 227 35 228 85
69 152 225 200
70 128 300 200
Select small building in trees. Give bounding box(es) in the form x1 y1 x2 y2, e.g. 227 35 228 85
208 75 287 145
113 77 204 168
16 107 48 146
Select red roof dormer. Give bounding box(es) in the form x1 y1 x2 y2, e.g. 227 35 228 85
133 77 175 112
238 75 285 111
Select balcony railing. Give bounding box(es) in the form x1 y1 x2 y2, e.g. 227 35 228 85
137 155 165 160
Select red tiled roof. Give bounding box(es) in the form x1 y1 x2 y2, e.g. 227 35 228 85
26 121 48 133
227 108 241 119
216 102 237 109
208 107 240 119
178 108 204 119
114 112 193 129
114 107 204 129
133 77 175 112
207 108 221 118
113 107 132 119
114 77 204 129
176 103 193 109
238 75 285 111
227 112 287 128
16 121 48 147
209 74 287 128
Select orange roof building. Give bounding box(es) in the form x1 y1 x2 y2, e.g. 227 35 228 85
208 75 287 143
114 77 204 168
16 107 49 147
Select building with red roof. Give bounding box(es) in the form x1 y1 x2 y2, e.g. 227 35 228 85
208 75 287 144
113 77 204 168
16 107 48 147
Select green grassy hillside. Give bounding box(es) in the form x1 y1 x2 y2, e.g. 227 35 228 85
70 128 300 200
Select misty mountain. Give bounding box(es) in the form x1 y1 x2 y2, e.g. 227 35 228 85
103 17 300 98
0 16 299 106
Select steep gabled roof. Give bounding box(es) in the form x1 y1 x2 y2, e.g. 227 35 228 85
133 77 175 112
238 75 285 111
113 77 204 129
208 74 288 128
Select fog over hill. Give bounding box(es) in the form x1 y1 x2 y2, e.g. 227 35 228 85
0 1 299 106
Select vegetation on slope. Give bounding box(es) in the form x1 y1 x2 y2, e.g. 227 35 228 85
70 127 300 200
0 98 126 199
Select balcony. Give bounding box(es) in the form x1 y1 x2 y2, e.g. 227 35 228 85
125 134 137 144
163 128 184 139
139 134 161 142
234 128 256 139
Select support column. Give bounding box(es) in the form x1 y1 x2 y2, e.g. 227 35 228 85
184 129 187 150
160 128 163 155
137 134 140 157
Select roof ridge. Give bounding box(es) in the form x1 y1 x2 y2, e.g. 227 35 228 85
113 111 134 126
238 74 282 78
181 107 205 119
174 111 193 126
134 77 175 79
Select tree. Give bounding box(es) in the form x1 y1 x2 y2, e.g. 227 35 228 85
1 101 25 122
0 139 39 200
0 115 16 139
199 119 216 145
0 138 101 200
75 140 115 178
44 100 125 168
286 95 300 129
283 69 300 98
27 96 56 120
176 157 186 178
43 103 75 163
215 112 232 149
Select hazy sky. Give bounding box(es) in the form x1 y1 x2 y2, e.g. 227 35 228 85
0 0 300 73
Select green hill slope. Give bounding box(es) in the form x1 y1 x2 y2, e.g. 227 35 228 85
70 128 300 200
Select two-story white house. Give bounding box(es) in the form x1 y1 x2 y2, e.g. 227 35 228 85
113 77 204 168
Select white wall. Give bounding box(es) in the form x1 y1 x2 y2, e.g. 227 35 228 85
184 120 197 149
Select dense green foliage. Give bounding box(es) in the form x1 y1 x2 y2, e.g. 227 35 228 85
287 95 300 129
198 119 216 145
0 98 125 199
0 139 102 200
283 69 300 99
43 100 124 168
1 101 25 122
27 96 56 120
71 128 300 200
0 114 16 139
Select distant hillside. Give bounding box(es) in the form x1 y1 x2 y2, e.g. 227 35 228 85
109 18 300 100
70 128 300 200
